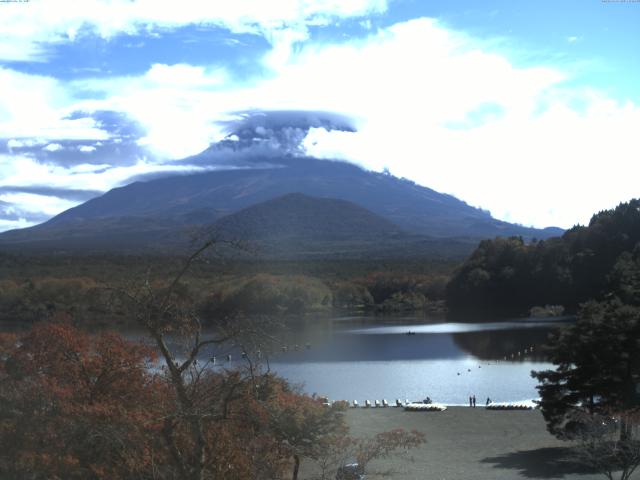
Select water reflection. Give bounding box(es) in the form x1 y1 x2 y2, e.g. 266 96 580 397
347 320 563 335
268 317 565 363
0 316 567 404
452 327 553 361
261 316 566 403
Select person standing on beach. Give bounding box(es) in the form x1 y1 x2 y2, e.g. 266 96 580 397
472 395 476 407
469 396 473 407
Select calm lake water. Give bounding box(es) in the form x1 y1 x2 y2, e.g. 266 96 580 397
1 315 567 405
223 315 565 405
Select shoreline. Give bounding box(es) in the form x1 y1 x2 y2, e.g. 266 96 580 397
344 399 539 408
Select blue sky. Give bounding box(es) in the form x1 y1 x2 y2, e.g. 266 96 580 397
0 0 638 232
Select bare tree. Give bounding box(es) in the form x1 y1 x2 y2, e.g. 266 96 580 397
306 429 426 480
573 409 640 480
113 238 275 480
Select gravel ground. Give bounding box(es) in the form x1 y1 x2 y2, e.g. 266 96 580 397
299 407 636 480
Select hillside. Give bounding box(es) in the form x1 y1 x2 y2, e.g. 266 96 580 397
208 193 484 259
212 193 403 241
0 193 480 259
0 155 562 255
446 198 640 318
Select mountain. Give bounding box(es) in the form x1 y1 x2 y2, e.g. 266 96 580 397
212 193 403 241
0 192 477 259
207 193 483 259
0 155 563 255
207 192 434 259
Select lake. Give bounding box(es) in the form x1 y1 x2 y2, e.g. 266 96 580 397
1 315 566 406
215 315 566 405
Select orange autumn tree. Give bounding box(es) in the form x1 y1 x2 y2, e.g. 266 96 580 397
0 323 162 479
0 323 354 480
266 383 349 480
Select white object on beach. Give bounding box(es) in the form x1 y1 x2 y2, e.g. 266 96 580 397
375 400 381 407
365 400 371 408
485 402 534 410
382 399 389 407
353 400 358 408
404 402 447 412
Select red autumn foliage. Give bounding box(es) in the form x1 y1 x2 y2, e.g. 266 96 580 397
0 324 357 479
0 323 162 479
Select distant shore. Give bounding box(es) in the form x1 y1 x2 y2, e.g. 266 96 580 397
301 407 614 480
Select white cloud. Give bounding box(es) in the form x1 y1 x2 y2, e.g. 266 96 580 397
0 217 35 232
0 67 109 141
273 18 639 228
63 62 235 158
0 0 388 61
0 13 637 230
78 145 97 153
0 154 213 193
43 143 63 152
69 163 111 173
144 63 227 88
0 192 77 217
7 138 47 149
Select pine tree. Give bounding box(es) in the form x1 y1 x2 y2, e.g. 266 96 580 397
533 299 640 438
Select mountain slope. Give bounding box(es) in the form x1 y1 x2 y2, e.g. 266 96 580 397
212 192 403 241
0 155 563 254
205 192 480 259
0 192 479 259
35 157 560 235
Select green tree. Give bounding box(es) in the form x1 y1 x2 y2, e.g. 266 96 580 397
608 245 640 306
532 299 640 439
446 199 640 318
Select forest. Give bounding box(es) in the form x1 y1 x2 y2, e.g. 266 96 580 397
446 199 640 318
0 253 454 327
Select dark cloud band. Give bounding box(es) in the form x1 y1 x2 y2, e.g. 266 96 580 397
0 186 102 202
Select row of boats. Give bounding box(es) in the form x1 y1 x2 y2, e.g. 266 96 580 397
485 402 533 410
350 398 445 410
343 398 534 411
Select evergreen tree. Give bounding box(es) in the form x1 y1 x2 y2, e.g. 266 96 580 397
533 299 640 438
447 198 640 318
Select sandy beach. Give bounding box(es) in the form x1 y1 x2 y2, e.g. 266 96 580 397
300 406 634 480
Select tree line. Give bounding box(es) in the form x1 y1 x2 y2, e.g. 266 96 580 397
446 199 640 318
0 255 454 327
